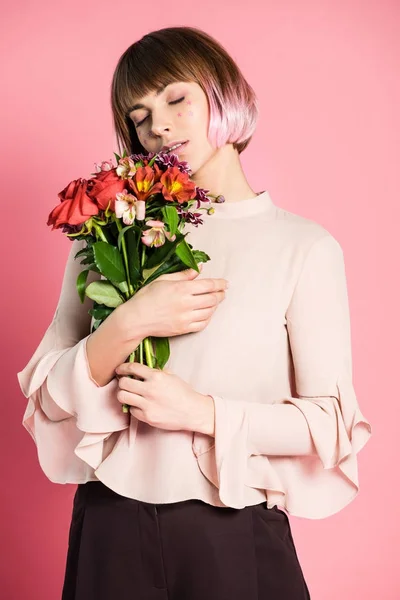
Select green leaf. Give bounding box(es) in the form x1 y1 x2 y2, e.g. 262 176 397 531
141 247 211 287
74 247 89 259
174 238 199 271
91 319 103 333
88 305 114 320
85 280 125 307
192 250 211 266
76 269 90 303
142 253 186 286
114 280 129 294
161 205 179 237
82 262 101 274
93 241 126 282
142 265 161 281
79 254 95 266
153 336 170 369
113 152 121 163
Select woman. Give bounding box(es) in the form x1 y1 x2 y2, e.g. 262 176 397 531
17 26 372 599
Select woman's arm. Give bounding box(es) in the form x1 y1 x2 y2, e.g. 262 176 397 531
84 306 145 388
17 239 143 480
192 233 372 518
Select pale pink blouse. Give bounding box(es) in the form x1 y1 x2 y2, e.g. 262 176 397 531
17 190 372 519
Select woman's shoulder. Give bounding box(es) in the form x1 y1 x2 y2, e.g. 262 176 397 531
272 203 341 254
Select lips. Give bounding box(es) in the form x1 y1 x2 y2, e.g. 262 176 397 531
161 140 189 153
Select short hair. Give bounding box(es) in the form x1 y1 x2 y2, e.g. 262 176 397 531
111 26 259 156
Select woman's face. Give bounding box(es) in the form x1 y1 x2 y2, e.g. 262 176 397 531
127 80 216 174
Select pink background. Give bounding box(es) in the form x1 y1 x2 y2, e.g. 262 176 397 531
2 0 397 598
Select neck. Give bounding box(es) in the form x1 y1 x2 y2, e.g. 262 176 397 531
190 144 257 203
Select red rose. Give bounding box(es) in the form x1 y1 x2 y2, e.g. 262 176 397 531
87 168 126 212
47 178 99 230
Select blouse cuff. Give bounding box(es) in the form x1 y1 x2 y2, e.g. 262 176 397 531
192 374 372 518
19 334 129 434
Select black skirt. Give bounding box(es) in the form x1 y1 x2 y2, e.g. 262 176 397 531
62 480 311 600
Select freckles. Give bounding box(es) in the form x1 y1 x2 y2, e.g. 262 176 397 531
186 100 192 105
178 110 194 118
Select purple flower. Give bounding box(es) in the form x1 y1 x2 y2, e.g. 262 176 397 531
195 187 210 202
176 206 204 227
185 186 212 210
129 153 150 163
155 152 192 174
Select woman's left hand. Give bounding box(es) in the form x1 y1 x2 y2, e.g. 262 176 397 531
115 361 215 435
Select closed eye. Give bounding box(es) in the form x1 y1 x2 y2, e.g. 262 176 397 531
136 97 185 127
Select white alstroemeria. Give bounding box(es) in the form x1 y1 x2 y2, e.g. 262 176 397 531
115 191 142 225
141 219 176 248
116 156 137 179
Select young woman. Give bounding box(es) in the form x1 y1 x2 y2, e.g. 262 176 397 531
17 26 372 600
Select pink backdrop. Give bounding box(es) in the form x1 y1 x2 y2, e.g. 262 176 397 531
2 0 397 598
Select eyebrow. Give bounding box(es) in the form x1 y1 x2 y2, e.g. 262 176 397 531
126 83 169 116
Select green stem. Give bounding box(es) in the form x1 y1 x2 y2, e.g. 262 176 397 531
114 217 134 297
141 243 146 267
121 348 137 414
143 336 154 368
139 340 144 363
121 338 153 413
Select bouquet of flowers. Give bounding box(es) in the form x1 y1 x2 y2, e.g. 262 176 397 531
47 149 223 412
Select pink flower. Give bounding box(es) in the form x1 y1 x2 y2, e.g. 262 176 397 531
115 191 146 225
94 159 114 172
141 219 176 248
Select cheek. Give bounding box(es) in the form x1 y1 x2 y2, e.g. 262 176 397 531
181 99 196 119
185 98 209 127
138 130 153 144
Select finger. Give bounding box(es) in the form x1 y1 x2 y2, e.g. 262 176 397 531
118 375 145 394
116 362 153 377
129 406 147 422
116 388 145 408
186 278 229 294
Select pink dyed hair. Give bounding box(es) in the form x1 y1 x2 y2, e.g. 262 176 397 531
111 26 259 156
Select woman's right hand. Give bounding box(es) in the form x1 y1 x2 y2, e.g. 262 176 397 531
118 265 229 340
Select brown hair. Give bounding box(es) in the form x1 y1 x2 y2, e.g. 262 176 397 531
110 26 259 156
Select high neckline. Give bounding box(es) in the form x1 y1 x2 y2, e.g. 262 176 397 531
202 189 274 219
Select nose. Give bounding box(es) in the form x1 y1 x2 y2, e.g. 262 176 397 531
150 124 170 139
149 109 172 138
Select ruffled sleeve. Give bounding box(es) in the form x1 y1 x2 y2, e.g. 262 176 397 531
192 234 372 519
17 239 129 483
